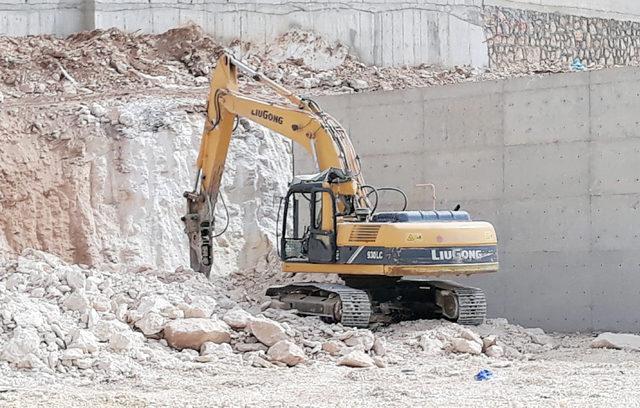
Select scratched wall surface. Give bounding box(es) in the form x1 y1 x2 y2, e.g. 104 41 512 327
302 67 640 332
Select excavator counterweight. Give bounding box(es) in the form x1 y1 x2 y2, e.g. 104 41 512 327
184 51 498 327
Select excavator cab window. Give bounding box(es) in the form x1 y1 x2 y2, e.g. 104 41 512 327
280 186 337 263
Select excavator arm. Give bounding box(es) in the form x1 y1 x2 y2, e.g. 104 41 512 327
184 52 369 275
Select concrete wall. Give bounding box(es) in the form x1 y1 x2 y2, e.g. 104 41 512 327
0 0 488 68
299 67 640 332
0 0 91 36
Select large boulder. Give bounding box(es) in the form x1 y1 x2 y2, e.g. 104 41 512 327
248 317 288 346
164 318 231 350
267 340 306 366
591 332 640 351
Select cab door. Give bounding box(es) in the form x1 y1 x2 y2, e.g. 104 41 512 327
307 188 337 263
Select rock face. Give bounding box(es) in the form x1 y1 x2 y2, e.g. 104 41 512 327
163 318 232 350
337 350 375 368
267 340 306 366
248 318 288 346
591 332 640 351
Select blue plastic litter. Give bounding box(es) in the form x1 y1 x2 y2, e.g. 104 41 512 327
474 369 494 381
571 58 586 71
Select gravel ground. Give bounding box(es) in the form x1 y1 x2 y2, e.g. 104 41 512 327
1 343 639 408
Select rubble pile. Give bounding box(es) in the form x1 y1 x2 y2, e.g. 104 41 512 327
0 249 563 378
0 24 585 103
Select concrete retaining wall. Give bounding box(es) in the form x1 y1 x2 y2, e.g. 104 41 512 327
1 0 488 68
301 67 640 332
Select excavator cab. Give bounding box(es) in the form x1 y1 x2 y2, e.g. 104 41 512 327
280 178 338 264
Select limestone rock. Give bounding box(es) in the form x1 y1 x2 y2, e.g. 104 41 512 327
181 296 217 318
451 337 482 355
267 340 306 366
373 337 386 356
338 329 375 351
64 268 86 291
91 319 130 342
482 335 497 350
164 318 232 350
591 332 640 351
419 335 444 355
322 340 345 356
109 331 141 351
1 327 41 367
248 317 288 346
525 328 554 346
485 344 505 358
68 329 99 353
134 312 167 336
201 341 234 356
223 308 253 329
63 290 90 312
337 350 375 368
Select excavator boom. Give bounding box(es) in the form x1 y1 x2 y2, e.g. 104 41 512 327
184 51 498 327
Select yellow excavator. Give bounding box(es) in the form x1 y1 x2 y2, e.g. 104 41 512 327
183 52 498 327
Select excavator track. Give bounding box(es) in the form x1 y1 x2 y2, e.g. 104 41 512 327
428 281 487 326
267 279 487 327
266 283 372 328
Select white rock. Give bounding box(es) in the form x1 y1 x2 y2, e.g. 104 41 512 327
525 328 554 346
13 308 46 329
373 337 386 356
63 290 90 312
180 296 217 318
340 329 375 351
222 308 253 329
136 296 173 316
322 340 345 356
267 340 306 366
109 331 141 351
485 344 505 358
591 332 640 351
1 327 41 366
248 317 288 347
90 103 107 117
134 312 167 336
60 348 84 360
451 338 482 355
164 318 232 350
201 341 234 356
6 274 24 290
347 78 369 90
92 295 111 312
91 319 130 342
337 350 375 368
419 335 444 355
68 329 99 353
482 335 497 350
65 268 86 291
459 328 482 344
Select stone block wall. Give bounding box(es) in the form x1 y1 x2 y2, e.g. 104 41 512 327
484 6 640 68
